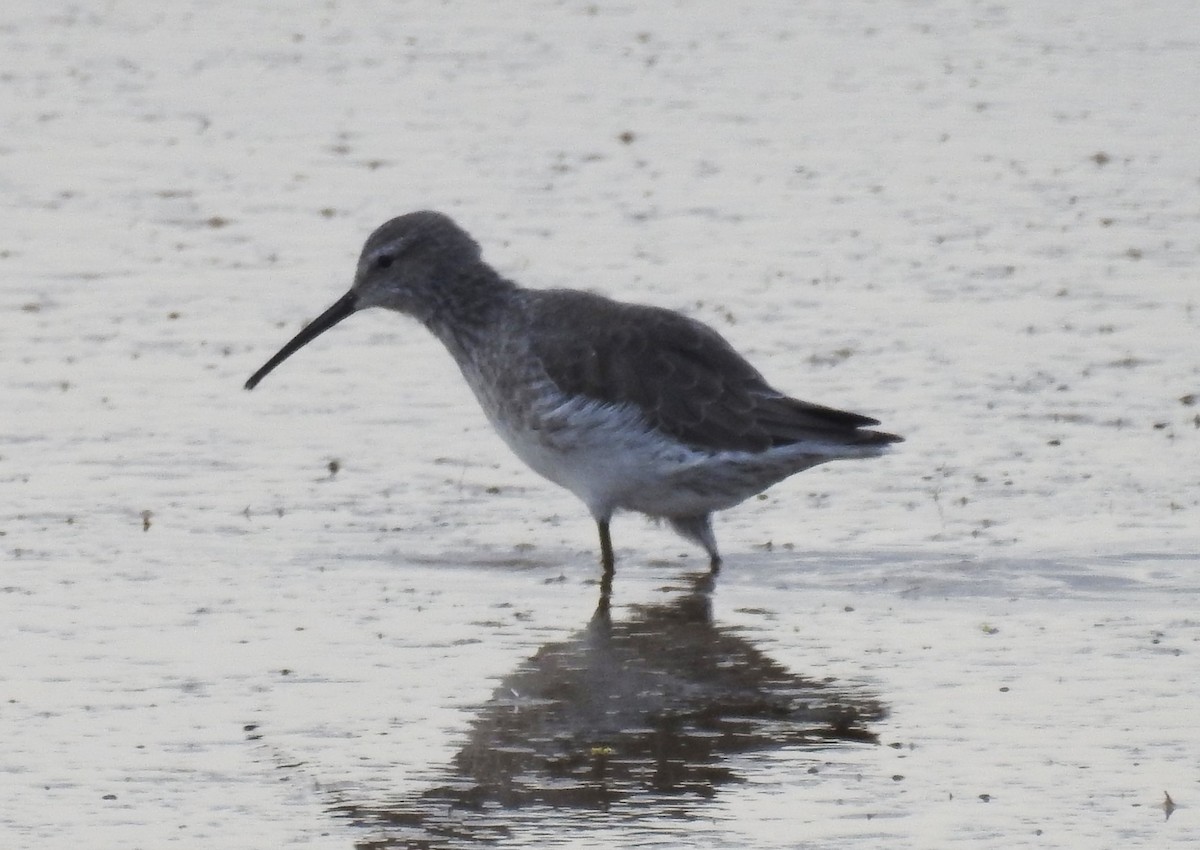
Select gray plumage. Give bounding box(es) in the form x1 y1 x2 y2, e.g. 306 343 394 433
246 211 902 573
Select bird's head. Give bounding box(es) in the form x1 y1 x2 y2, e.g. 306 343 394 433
351 211 483 319
244 211 486 390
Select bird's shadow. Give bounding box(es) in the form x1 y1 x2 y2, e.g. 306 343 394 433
332 568 887 846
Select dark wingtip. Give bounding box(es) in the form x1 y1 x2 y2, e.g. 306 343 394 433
862 429 904 445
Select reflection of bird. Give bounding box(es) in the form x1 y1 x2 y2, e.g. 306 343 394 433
332 572 885 838
245 212 901 572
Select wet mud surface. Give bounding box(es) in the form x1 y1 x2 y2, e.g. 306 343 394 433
3 1 1199 848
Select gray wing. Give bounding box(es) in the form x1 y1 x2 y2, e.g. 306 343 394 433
526 290 901 453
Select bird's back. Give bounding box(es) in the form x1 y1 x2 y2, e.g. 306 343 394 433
521 288 901 455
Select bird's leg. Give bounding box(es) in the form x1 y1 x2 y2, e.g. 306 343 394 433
666 514 722 573
597 518 615 576
596 566 613 614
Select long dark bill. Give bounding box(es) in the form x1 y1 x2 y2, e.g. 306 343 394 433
244 290 359 390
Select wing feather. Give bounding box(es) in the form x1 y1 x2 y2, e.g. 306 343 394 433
526 290 901 453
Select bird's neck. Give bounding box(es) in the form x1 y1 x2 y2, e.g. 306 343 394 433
422 264 519 359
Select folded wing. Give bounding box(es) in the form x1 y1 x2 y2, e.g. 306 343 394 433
528 291 902 454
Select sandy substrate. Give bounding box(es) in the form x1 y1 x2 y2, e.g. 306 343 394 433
3 2 1198 847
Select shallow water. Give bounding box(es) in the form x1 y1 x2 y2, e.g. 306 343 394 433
3 1 1199 848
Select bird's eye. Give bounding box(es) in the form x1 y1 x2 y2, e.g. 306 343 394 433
374 253 394 270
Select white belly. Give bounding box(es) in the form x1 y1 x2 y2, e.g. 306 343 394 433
487 394 710 519
458 363 833 521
